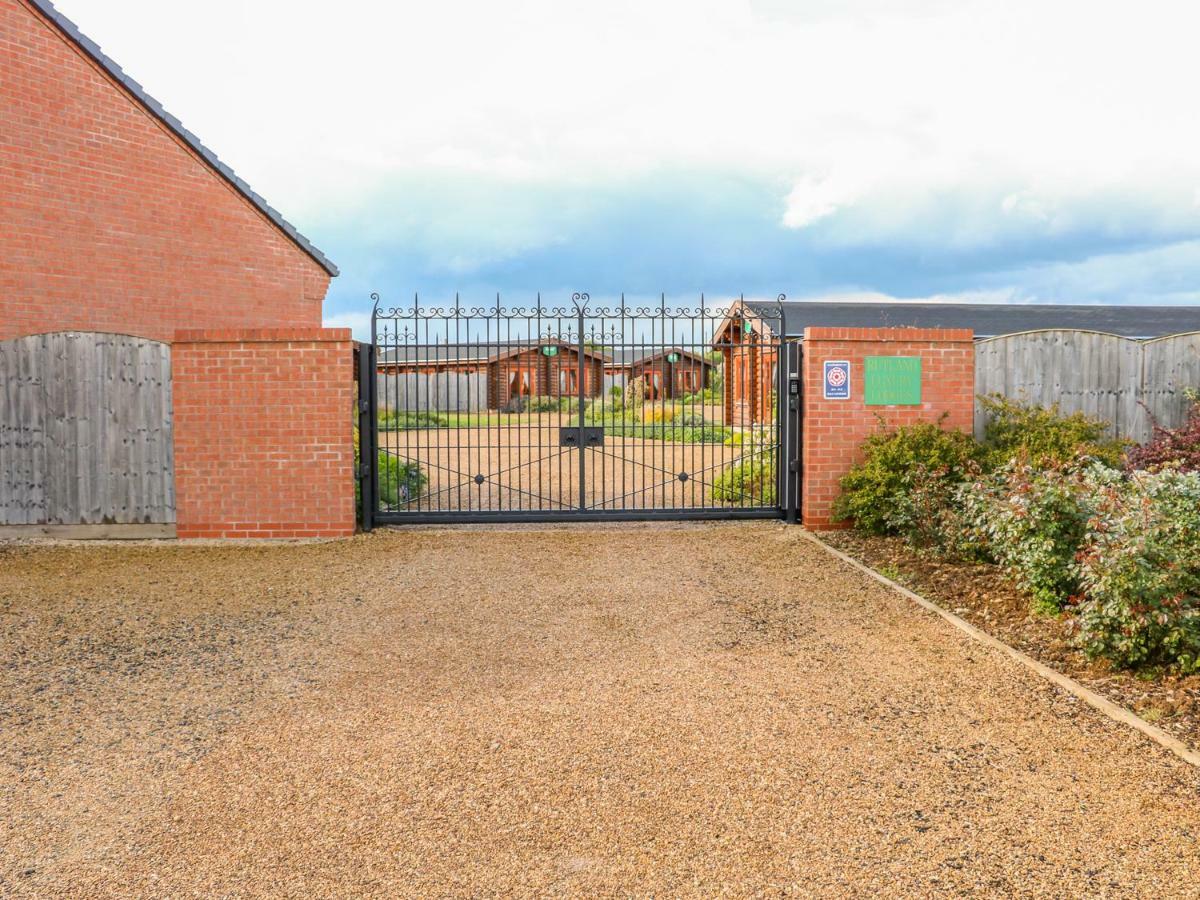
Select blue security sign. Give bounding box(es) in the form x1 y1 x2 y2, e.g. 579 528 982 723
824 360 851 399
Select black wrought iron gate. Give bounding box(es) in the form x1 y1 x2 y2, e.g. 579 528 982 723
359 294 799 527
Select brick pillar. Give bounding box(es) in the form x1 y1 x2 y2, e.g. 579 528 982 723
802 327 975 530
172 328 356 539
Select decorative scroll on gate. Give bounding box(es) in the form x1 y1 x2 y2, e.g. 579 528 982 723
364 293 787 524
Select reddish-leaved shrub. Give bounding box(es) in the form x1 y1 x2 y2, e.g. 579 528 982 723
1127 391 1200 473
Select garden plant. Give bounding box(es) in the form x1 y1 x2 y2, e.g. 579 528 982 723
834 393 1200 674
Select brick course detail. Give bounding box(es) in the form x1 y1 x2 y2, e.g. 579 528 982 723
801 327 975 530
0 0 331 343
173 329 355 539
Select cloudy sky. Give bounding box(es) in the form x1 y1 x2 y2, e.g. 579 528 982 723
57 0 1200 335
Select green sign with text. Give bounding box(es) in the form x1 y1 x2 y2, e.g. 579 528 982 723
864 356 922 405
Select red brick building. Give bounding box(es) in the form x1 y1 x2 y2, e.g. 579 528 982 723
0 0 353 539
0 0 338 341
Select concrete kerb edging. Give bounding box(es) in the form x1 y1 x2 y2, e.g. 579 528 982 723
802 530 1200 770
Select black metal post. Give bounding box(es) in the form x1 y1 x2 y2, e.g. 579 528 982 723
574 292 588 510
784 341 803 524
357 342 376 532
368 293 381 527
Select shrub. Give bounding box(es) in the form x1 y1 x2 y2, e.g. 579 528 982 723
834 419 982 535
712 454 776 505
887 462 980 551
379 410 447 431
1074 468 1200 673
377 452 427 507
673 412 707 428
1126 390 1200 473
681 388 720 405
616 421 730 443
527 395 573 413
572 403 730 443
959 460 1116 612
977 394 1126 469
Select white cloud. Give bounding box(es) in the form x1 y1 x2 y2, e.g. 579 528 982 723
322 311 372 341
1000 191 1058 226
53 0 1200 251
781 174 862 228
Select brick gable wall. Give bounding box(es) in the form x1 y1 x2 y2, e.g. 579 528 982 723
0 0 332 342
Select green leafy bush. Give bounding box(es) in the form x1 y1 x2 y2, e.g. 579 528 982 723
1075 468 1200 672
377 452 427 507
978 394 1127 469
379 410 447 431
571 402 731 443
604 420 731 443
958 460 1116 612
681 388 720 405
527 396 573 413
886 463 981 552
834 420 982 535
712 454 776 505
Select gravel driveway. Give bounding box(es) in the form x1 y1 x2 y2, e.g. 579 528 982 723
3 523 1199 897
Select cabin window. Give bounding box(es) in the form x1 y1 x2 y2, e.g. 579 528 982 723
508 367 533 397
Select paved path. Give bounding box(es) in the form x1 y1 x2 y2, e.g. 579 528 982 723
2 524 1198 897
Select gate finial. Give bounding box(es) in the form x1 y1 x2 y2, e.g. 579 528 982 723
369 292 381 344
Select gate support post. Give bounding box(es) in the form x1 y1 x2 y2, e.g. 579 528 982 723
357 342 376 532
781 341 802 524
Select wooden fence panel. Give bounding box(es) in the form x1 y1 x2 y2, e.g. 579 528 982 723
1141 332 1200 435
0 332 174 526
975 330 1200 443
376 372 488 412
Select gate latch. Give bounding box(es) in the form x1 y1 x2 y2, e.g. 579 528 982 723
561 426 604 448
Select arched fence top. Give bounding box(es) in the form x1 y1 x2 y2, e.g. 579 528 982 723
974 329 1200 444
976 328 1132 343
0 329 172 347
977 328 1200 345
1139 330 1200 345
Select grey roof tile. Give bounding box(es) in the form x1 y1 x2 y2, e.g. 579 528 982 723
746 300 1200 340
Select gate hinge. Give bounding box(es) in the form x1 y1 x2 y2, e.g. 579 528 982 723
359 399 371 414
357 463 371 480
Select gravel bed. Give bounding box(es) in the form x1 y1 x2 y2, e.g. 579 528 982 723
2 524 1199 897
822 530 1200 753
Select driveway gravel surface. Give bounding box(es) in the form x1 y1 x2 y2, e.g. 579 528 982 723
2 523 1199 897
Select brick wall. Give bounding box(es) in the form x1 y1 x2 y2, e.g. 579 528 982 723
802 327 975 530
172 329 355 539
0 0 331 342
